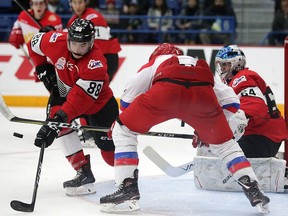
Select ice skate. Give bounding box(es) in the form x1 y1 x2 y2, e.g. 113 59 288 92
63 155 96 196
100 169 140 212
238 175 270 214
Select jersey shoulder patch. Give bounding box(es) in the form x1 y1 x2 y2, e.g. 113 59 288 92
231 75 246 87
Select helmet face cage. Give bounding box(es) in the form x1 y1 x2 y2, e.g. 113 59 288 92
67 19 95 56
215 45 246 81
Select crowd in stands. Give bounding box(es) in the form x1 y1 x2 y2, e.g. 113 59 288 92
0 0 287 45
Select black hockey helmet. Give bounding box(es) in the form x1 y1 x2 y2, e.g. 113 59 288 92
67 19 95 57
68 18 95 43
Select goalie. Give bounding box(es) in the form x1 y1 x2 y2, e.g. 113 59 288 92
193 44 288 193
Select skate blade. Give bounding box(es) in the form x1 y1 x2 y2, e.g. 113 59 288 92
65 183 96 196
256 203 270 215
100 200 140 212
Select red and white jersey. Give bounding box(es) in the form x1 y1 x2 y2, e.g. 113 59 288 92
67 8 121 54
120 55 240 118
9 9 62 45
27 31 113 122
228 68 288 142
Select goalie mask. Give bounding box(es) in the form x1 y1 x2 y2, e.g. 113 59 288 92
67 18 95 58
215 45 246 82
149 43 183 61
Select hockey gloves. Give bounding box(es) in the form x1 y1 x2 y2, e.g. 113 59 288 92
39 25 56 33
34 110 68 148
8 28 24 49
35 63 57 92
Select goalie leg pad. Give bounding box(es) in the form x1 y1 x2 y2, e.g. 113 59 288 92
193 156 287 192
209 140 258 182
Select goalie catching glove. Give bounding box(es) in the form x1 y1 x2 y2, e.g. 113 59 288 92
34 110 68 148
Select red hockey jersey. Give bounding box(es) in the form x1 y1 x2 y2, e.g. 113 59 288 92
228 68 288 143
67 8 121 54
9 9 62 48
27 31 113 122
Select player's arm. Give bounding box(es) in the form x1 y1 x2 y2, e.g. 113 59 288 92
27 32 57 89
60 61 109 122
214 74 240 120
9 20 24 49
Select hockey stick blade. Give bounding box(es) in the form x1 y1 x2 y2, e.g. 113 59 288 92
10 143 45 212
10 200 35 212
143 146 194 177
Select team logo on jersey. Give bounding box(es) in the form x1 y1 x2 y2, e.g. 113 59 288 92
86 14 98 20
232 75 246 87
55 57 66 70
49 32 62 43
88 60 103 69
48 14 57 22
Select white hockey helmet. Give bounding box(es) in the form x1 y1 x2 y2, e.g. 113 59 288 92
215 45 246 82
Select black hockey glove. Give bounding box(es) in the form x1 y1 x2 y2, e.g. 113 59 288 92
39 25 56 33
34 110 68 148
35 63 57 92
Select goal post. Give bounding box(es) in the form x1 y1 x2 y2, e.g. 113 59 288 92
284 37 288 163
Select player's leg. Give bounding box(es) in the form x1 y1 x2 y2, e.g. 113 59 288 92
100 84 176 212
183 87 270 212
57 131 96 196
87 96 119 166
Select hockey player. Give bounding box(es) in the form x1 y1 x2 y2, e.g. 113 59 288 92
67 0 122 148
192 44 288 193
99 43 270 213
68 0 121 82
214 44 288 158
27 19 118 196
9 0 62 49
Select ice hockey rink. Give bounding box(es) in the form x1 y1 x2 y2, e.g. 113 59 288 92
0 107 288 216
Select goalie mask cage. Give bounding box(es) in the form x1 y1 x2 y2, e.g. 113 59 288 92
284 37 288 163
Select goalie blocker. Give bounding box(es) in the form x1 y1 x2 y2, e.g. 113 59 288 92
194 147 287 192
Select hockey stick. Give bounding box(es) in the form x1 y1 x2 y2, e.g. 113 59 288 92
0 94 108 132
10 142 45 212
13 0 42 28
143 146 194 177
143 146 234 185
0 94 194 138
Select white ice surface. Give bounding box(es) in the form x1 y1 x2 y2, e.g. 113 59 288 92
0 107 287 216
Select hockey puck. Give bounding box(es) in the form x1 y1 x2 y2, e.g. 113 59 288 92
13 132 23 139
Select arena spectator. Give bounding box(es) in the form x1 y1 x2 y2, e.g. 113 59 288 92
122 0 150 15
47 0 69 14
175 0 202 44
99 0 120 30
147 0 174 43
119 0 143 43
269 0 288 45
199 0 237 45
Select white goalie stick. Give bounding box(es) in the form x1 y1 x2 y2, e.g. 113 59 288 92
143 146 194 177
143 146 234 184
0 94 194 138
